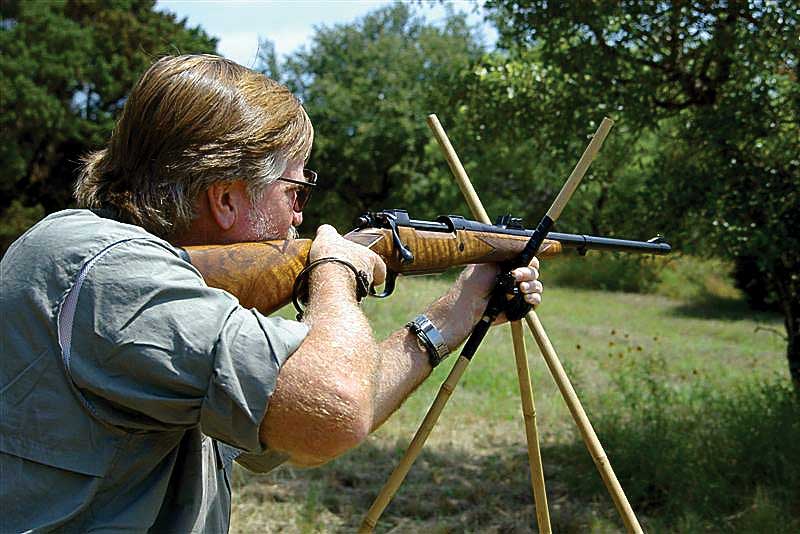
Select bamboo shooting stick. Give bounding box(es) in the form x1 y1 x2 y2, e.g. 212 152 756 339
434 115 643 533
427 113 551 533
361 116 619 532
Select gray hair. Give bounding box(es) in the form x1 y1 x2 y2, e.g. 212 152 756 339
75 54 313 237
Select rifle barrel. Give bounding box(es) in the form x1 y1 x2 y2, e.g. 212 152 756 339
547 232 671 255
357 211 672 256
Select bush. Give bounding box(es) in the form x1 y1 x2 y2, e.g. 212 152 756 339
732 256 782 313
545 253 748 305
546 253 661 293
554 354 800 531
0 200 44 255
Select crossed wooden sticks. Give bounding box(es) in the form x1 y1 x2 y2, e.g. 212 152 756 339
360 115 642 533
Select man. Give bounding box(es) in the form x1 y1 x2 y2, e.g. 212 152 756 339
0 55 543 532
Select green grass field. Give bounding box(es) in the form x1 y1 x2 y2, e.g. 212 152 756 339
230 271 798 533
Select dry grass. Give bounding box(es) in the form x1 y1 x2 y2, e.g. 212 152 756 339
231 275 792 533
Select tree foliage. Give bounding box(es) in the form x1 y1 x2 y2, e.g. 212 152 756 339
0 0 216 250
3 0 798 383
263 4 487 231
480 0 800 384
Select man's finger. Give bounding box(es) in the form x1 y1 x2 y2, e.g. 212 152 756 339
525 293 542 306
518 280 543 294
316 224 339 237
371 254 387 287
513 266 539 282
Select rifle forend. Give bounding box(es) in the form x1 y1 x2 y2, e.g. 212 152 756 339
183 209 670 316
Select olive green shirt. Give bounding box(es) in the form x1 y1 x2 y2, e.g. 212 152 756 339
0 210 308 533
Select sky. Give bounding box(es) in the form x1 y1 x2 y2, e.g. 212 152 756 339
156 1 491 69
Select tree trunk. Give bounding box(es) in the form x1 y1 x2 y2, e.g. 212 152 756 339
786 300 800 393
774 264 800 392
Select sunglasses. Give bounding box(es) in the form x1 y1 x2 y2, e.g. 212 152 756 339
277 169 317 212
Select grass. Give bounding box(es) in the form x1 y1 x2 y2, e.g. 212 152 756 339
230 268 796 533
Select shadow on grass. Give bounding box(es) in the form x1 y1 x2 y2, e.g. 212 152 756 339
668 293 782 322
234 380 800 533
235 436 609 533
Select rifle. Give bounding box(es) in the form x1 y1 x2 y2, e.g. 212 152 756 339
182 209 670 316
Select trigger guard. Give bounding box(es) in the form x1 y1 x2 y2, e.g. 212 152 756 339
370 270 397 298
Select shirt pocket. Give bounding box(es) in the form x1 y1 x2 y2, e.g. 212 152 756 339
0 348 115 533
0 348 121 477
0 447 105 533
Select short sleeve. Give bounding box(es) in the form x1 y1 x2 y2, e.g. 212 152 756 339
234 448 290 473
216 442 290 474
68 239 308 452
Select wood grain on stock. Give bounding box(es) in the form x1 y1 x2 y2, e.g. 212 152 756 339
346 228 561 274
185 239 312 315
184 229 562 316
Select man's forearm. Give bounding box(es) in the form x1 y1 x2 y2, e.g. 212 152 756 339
261 264 500 463
260 263 379 465
369 270 487 430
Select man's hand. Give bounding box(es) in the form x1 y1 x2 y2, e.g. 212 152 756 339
309 224 387 289
455 258 544 327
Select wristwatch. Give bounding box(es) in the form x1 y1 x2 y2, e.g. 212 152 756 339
405 315 450 368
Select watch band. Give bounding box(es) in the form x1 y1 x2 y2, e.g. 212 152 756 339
405 314 450 368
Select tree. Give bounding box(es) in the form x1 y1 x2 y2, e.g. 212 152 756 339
262 4 486 231
480 1 800 386
0 0 216 251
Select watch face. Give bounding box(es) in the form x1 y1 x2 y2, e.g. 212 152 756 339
406 316 448 367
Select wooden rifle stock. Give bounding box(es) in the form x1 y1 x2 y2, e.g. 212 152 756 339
183 226 563 316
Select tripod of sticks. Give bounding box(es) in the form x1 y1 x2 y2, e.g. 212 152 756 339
359 115 644 534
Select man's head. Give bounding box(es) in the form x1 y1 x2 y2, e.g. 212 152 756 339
75 54 314 242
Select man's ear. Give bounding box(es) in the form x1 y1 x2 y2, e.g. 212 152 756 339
206 181 245 231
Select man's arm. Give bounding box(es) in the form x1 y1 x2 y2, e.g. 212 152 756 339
368 261 541 430
257 225 384 466
258 226 541 466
